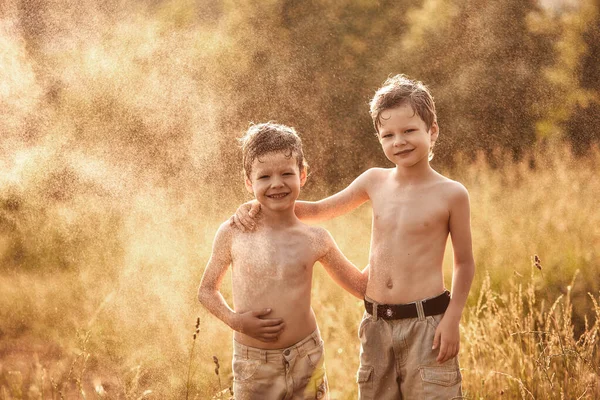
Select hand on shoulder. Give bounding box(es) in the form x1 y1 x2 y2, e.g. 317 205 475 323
229 200 261 232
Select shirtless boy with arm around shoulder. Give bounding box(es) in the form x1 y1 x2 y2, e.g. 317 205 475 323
198 122 367 400
234 76 475 399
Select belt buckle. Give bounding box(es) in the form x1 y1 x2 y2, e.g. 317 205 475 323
385 308 393 318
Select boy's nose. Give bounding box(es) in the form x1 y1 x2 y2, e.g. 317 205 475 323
394 136 406 146
271 178 284 188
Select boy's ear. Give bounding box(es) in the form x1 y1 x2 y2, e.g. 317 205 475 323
244 176 254 194
300 167 307 187
430 121 439 144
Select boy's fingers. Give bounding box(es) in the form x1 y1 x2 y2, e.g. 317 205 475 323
232 214 246 232
241 215 255 230
252 308 272 317
441 345 452 363
432 330 441 350
230 215 244 232
260 318 284 327
241 202 251 215
437 343 448 363
248 202 261 218
236 209 255 230
449 344 457 360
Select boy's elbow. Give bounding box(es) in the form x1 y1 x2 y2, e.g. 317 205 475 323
359 279 368 298
197 285 210 306
456 260 475 277
350 276 367 299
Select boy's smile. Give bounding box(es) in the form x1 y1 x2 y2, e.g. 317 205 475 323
394 148 415 156
266 192 289 199
377 103 438 167
245 151 306 212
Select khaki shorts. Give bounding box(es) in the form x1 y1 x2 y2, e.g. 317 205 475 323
357 295 462 400
232 329 329 400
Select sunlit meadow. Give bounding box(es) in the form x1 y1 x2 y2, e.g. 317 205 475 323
2 144 599 399
1 1 599 399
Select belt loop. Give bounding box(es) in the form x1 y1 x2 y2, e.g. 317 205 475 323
416 300 425 320
243 345 248 359
372 300 378 321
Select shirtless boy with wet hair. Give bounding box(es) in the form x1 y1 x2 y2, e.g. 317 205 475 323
198 122 367 400
233 76 475 399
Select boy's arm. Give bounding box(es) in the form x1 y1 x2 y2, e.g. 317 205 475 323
232 169 375 230
198 223 285 342
317 229 368 299
295 169 373 223
433 184 475 363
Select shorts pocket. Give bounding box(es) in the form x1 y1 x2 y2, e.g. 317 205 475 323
356 365 374 400
358 312 372 338
420 365 462 398
232 356 261 382
426 313 443 330
306 340 325 369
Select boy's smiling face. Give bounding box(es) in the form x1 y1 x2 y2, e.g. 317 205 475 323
377 103 439 168
245 151 306 212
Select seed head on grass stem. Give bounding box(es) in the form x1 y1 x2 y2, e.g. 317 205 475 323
186 316 201 400
213 356 222 391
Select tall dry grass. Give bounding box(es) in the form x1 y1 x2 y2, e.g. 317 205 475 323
1 145 599 399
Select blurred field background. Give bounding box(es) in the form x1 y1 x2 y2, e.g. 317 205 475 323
1 0 599 398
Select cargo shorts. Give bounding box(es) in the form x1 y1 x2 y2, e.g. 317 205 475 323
232 329 329 400
356 295 463 400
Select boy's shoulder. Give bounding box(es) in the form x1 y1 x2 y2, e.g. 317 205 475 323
290 221 329 240
438 174 467 190
214 220 237 243
304 225 337 258
363 167 394 178
431 173 469 200
356 167 394 187
306 224 330 239
295 224 334 248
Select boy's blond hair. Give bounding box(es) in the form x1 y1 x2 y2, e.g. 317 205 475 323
239 122 308 179
370 74 437 134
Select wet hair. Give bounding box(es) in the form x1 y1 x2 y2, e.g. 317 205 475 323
370 74 437 134
239 122 308 179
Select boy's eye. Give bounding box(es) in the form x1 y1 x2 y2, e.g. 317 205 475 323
382 134 393 138
258 175 269 179
283 172 295 176
405 129 416 133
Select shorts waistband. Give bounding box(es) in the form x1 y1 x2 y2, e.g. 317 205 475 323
365 290 450 321
233 329 322 363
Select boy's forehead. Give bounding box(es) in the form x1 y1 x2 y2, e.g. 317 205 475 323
251 151 298 172
378 104 425 130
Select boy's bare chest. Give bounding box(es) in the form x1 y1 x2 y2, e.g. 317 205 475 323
372 189 449 235
230 232 320 276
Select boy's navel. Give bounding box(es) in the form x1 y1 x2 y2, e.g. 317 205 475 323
387 278 393 289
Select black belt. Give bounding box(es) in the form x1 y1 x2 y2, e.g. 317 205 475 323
364 290 450 320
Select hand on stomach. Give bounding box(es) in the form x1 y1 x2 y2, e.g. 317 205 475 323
234 307 318 350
